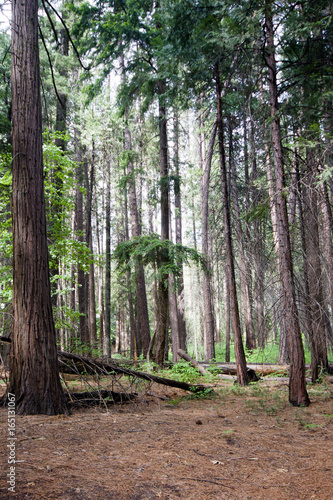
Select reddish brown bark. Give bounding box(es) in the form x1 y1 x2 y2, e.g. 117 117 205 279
265 1 309 406
9 0 67 414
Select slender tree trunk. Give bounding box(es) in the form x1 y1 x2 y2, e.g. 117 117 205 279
168 187 181 362
259 76 288 362
223 260 231 362
173 108 187 351
249 115 266 349
265 2 309 406
75 132 88 347
153 85 169 365
85 146 97 348
124 127 151 356
304 147 328 381
212 220 222 343
9 0 67 414
95 189 104 351
216 63 248 385
201 121 217 361
228 116 256 351
104 168 111 357
192 198 205 346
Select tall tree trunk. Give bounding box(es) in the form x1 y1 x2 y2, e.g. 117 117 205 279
75 131 88 347
304 147 328 381
319 180 333 348
215 63 248 386
212 220 222 344
259 76 287 362
85 146 97 348
228 116 256 351
201 121 217 361
124 127 151 356
250 115 266 349
223 259 231 362
123 165 136 358
173 108 187 351
153 84 169 365
192 198 205 347
104 169 111 357
168 187 180 362
9 0 67 415
265 2 309 406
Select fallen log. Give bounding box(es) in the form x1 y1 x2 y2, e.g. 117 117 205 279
177 350 260 381
200 362 290 376
209 365 260 382
0 339 210 394
177 349 208 374
58 351 209 394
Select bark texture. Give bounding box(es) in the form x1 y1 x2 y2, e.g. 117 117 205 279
10 0 68 415
265 2 309 406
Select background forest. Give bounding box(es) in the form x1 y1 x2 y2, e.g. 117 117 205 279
1 0 333 384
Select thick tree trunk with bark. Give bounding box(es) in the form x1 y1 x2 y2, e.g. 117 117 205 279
9 0 68 415
265 2 309 406
216 64 248 386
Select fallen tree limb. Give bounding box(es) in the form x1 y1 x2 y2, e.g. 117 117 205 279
208 365 260 381
58 351 209 394
177 349 208 374
177 350 259 381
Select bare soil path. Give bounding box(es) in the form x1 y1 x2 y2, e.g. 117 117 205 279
1 378 333 499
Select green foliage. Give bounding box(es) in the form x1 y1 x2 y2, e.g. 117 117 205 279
43 131 95 272
167 361 201 383
112 233 207 286
0 149 13 305
0 132 95 331
0 30 11 150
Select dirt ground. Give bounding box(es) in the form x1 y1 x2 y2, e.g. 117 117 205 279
1 377 333 500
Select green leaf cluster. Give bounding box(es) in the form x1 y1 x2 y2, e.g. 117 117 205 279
112 233 207 286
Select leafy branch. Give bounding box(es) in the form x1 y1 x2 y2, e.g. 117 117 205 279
112 234 208 286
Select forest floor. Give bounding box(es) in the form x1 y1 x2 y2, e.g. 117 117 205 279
0 375 333 500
